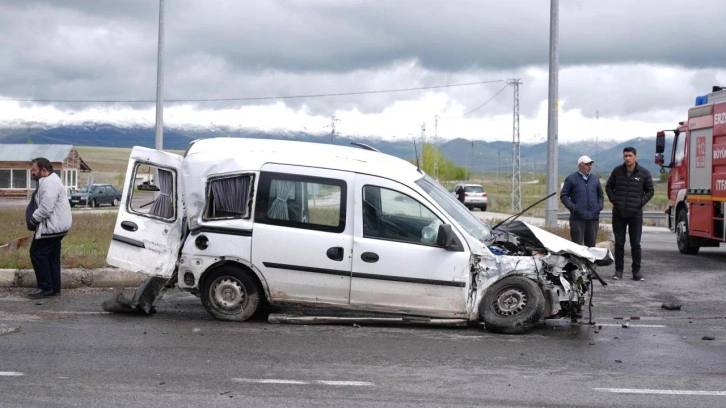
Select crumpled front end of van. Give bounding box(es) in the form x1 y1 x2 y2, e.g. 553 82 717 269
467 221 612 334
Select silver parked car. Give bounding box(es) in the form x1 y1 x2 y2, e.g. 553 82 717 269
451 183 488 211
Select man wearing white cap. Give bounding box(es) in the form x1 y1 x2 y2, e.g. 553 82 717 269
560 155 604 247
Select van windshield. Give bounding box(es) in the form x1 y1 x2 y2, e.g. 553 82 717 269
415 176 492 242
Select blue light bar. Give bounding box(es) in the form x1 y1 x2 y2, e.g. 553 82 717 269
695 95 709 106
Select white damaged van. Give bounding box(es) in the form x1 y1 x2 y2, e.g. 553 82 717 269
105 137 612 334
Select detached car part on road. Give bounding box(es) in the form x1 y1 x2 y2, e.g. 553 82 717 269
105 138 612 334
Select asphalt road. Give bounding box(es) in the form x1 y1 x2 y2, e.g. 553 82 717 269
1 228 725 407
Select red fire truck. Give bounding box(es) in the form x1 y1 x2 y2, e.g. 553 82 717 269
655 86 726 254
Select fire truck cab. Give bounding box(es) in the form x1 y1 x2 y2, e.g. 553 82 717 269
655 86 726 254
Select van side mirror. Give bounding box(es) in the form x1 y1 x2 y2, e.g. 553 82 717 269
436 224 464 252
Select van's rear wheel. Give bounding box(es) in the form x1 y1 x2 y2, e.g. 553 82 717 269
201 266 260 321
480 276 544 334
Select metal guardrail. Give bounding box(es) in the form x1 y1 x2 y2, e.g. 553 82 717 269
557 211 667 220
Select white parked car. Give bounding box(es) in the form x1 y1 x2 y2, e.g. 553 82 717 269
105 138 612 334
451 183 488 211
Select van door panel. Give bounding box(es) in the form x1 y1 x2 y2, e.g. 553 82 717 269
351 175 470 316
251 165 353 304
106 147 184 278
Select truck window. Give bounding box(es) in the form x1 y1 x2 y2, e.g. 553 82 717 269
255 172 346 233
674 133 687 165
204 174 254 220
128 163 176 221
363 185 441 245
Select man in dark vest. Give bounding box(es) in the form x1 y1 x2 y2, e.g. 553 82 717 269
560 155 604 247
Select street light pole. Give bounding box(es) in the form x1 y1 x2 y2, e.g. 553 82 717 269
545 0 559 227
154 0 165 150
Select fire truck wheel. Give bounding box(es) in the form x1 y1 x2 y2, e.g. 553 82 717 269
201 266 261 321
480 276 545 334
676 210 700 255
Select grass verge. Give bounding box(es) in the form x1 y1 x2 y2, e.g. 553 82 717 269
0 208 116 269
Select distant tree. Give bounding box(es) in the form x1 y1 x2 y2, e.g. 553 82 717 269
417 143 467 182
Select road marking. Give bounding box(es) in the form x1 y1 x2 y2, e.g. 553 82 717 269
232 378 373 386
0 372 24 376
45 311 111 315
234 379 307 385
597 323 667 328
316 380 374 386
594 388 726 396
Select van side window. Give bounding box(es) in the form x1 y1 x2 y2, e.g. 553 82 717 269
255 172 346 233
362 185 441 245
128 163 176 221
204 174 254 220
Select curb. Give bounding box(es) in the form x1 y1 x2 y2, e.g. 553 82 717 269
0 268 147 289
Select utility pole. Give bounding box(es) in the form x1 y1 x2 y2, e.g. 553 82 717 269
420 122 426 170
330 115 340 144
545 0 560 227
470 139 474 179
497 151 500 182
595 110 599 163
508 78 522 211
434 115 439 179
154 0 165 150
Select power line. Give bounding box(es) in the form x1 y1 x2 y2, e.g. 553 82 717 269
0 79 507 104
462 83 509 116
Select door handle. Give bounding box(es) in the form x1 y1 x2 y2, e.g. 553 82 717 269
121 221 138 232
327 246 344 261
361 252 379 263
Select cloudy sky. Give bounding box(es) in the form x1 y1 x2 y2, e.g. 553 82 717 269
1 0 725 144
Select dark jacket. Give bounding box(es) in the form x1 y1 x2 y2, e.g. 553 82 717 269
605 162 654 217
455 186 465 203
560 172 604 220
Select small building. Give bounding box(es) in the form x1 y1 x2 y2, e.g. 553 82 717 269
0 144 91 197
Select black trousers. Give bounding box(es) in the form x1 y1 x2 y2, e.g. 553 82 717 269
30 236 64 293
612 213 643 273
569 219 599 247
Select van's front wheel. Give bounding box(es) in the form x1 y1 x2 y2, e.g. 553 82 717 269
480 276 544 334
201 267 260 321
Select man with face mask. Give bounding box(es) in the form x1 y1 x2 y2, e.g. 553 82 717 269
26 157 72 298
560 155 604 247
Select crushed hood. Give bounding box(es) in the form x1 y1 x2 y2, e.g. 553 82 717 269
498 221 613 264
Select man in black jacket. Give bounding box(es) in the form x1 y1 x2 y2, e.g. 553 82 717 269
605 147 654 281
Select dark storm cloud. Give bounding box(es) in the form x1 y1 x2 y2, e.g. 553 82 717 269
1 0 725 118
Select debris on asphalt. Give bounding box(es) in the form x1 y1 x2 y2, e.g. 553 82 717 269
702 336 715 341
661 303 682 310
0 326 20 336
